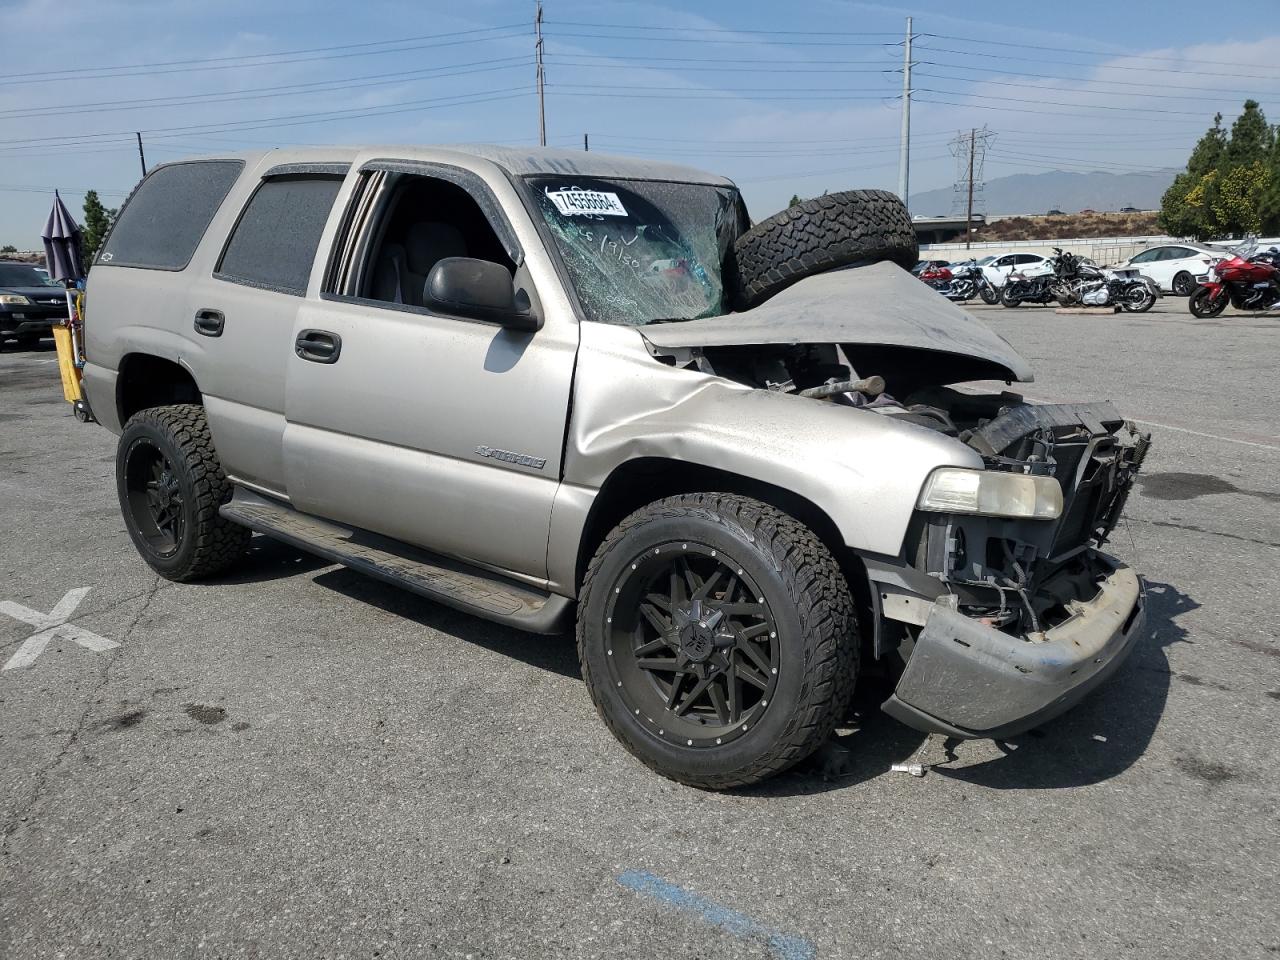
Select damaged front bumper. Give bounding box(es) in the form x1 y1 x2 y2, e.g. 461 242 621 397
882 551 1144 739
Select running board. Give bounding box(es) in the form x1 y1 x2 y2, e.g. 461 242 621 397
220 488 573 634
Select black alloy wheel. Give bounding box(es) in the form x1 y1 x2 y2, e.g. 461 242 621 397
605 542 779 748
115 404 249 581
1172 271 1195 297
578 493 857 790
123 440 186 557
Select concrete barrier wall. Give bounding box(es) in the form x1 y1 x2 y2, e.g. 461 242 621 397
919 235 1180 264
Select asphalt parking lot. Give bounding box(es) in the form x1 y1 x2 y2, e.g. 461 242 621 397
2 297 1279 960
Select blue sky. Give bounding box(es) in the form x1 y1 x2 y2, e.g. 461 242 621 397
1 0 1277 247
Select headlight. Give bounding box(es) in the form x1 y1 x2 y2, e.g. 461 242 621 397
917 468 1063 520
0 294 31 305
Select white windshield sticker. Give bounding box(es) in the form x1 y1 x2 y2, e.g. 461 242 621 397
547 188 629 218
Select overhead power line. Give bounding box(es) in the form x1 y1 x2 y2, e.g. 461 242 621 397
924 32 1280 70
915 46 1280 82
0 87 533 152
0 58 533 120
0 29 530 87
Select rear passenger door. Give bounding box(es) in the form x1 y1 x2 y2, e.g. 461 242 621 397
185 165 347 496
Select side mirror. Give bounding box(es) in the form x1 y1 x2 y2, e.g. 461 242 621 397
424 257 540 332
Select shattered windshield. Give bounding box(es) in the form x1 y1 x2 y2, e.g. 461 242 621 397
526 176 744 325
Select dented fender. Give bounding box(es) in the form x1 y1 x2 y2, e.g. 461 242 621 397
557 322 984 560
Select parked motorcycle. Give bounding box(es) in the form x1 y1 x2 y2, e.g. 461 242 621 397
916 261 953 295
1188 241 1280 317
945 262 1000 303
1003 248 1157 312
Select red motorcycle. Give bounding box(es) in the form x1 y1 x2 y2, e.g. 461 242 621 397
1188 242 1280 318
916 261 953 293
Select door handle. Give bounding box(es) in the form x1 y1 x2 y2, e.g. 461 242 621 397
193 308 225 337
295 329 342 364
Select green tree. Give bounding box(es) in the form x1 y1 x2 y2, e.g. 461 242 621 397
788 194 803 207
81 190 117 266
1159 102 1278 240
0 244 16 254
1224 100 1270 167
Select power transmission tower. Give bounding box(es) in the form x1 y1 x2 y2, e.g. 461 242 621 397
535 2 546 147
897 16 914 210
950 126 994 247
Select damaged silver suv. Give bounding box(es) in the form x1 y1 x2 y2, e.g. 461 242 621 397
82 146 1148 788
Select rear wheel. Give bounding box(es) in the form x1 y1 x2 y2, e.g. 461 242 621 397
578 493 857 789
116 404 249 581
1120 285 1156 313
1000 287 1023 307
1188 286 1228 318
1172 271 1195 296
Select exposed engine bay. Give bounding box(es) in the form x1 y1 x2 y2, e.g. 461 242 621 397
648 338 1151 646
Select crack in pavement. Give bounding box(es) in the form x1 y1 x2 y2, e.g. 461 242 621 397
1130 516 1280 550
0 573 163 853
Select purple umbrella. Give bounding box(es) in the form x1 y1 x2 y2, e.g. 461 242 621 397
42 190 85 283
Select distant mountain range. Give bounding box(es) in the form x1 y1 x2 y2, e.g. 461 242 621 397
910 168 1179 217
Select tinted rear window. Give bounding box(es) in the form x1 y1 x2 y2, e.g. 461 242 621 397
98 160 243 270
216 175 344 295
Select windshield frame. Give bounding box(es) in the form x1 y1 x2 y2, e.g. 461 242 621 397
514 173 748 327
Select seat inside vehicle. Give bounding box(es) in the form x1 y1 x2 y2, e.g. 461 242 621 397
365 176 514 306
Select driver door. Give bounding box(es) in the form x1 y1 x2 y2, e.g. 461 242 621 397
282 162 578 583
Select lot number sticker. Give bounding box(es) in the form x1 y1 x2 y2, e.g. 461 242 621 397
547 188 629 218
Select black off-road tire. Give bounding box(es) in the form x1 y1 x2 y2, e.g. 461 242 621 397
116 404 249 581
730 189 917 309
578 493 858 790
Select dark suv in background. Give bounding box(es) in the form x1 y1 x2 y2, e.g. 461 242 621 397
0 260 66 347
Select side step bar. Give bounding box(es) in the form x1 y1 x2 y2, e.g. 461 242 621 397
220 487 573 634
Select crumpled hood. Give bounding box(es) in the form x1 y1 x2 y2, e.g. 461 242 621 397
641 260 1034 386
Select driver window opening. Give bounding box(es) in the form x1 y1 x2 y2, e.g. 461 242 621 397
360 175 514 307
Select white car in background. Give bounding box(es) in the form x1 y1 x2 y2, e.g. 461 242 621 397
980 253 1048 289
1110 244 1221 296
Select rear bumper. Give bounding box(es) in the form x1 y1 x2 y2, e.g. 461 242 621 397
882 553 1144 739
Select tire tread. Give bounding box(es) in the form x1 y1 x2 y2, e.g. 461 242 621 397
577 493 857 790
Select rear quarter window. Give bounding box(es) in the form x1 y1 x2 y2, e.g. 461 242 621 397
215 175 344 295
98 160 244 271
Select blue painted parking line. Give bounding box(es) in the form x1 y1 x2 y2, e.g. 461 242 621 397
617 869 816 960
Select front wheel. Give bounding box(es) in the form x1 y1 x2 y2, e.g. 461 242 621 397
980 284 999 305
577 493 857 789
116 404 250 581
1188 286 1228 319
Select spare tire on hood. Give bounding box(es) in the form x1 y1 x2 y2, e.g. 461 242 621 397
730 189 917 310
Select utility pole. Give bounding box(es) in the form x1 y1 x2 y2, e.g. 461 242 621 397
535 2 546 147
897 16 913 210
950 126 993 245
135 132 147 178
583 133 589 152
965 128 976 249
